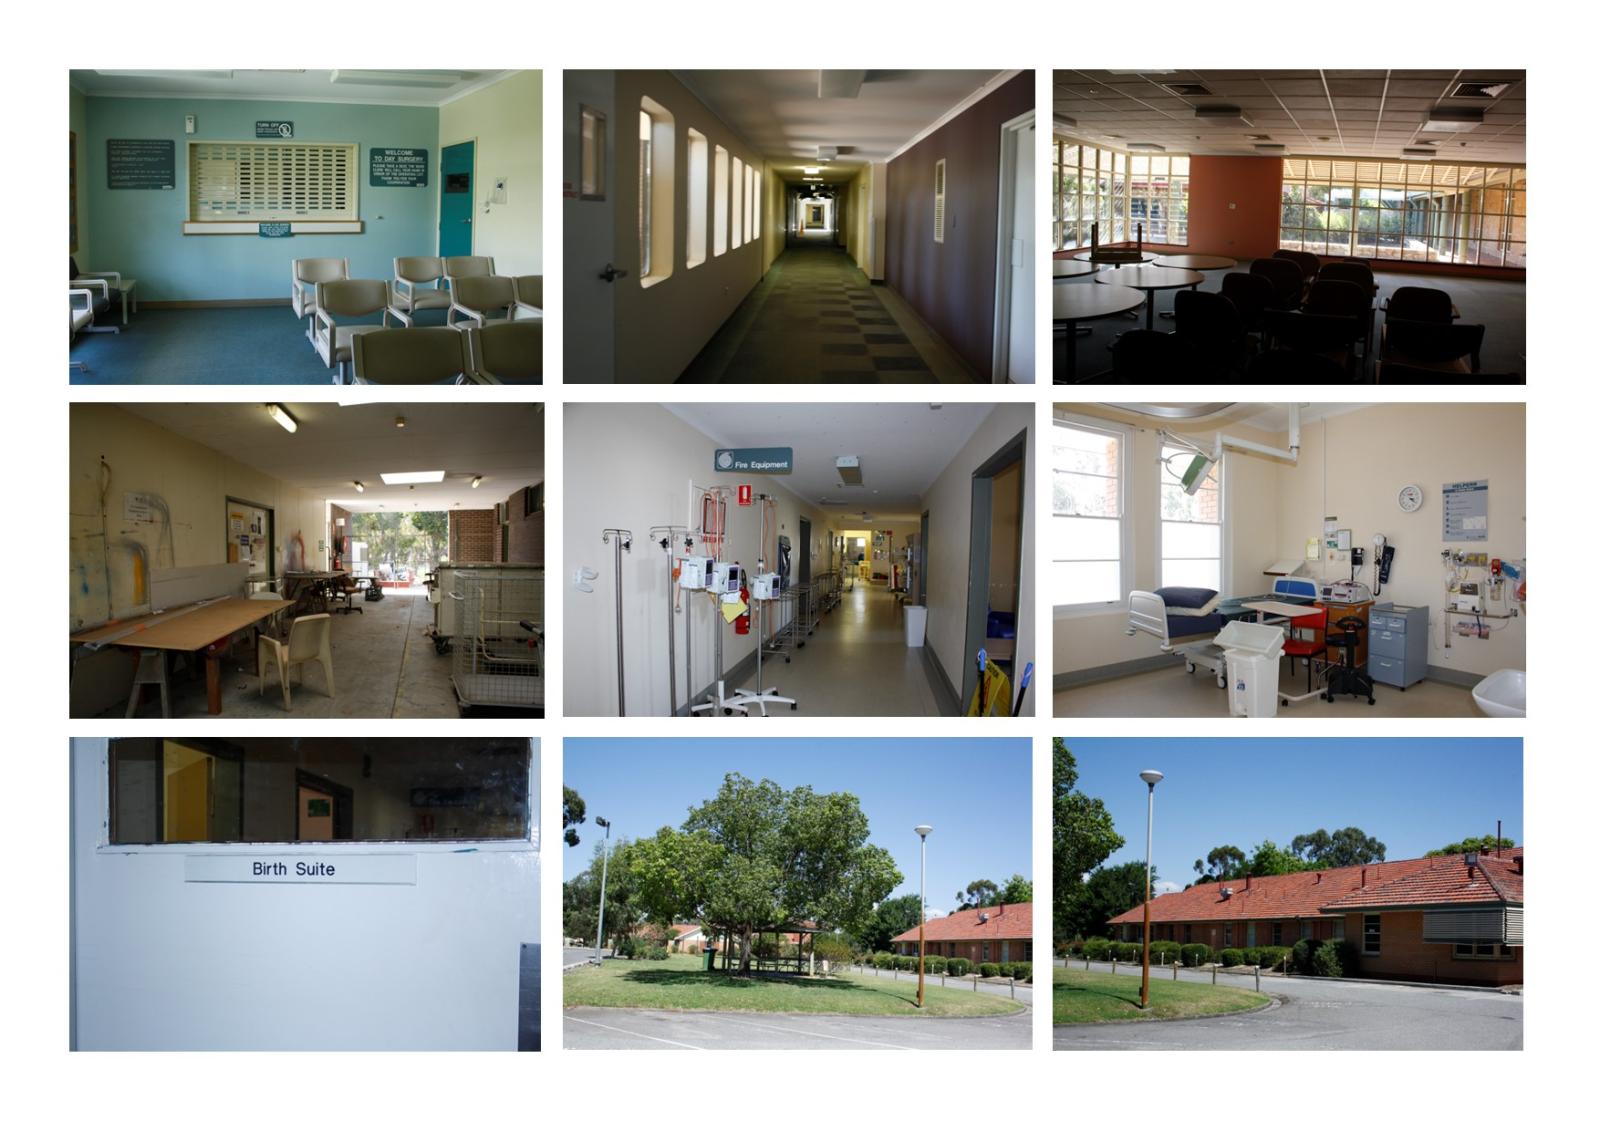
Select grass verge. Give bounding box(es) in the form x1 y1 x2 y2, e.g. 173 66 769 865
565 955 1024 1018
1052 966 1269 1024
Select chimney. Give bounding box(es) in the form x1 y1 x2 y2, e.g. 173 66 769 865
998 903 1005 916
1245 874 1251 890
1465 851 1478 879
1514 854 1523 875
1315 871 1322 884
1497 819 1502 857
1360 867 1367 888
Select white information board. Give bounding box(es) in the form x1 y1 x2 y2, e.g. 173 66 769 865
1442 479 1489 542
184 854 417 885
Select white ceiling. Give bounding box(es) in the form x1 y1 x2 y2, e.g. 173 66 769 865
665 403 993 524
1083 402 1372 433
118 403 543 512
69 69 516 107
676 70 1006 185
1054 70 1525 163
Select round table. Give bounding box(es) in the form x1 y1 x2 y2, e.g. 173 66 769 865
1094 265 1205 330
1153 254 1237 271
1073 249 1157 265
1053 284 1146 382
1053 259 1099 279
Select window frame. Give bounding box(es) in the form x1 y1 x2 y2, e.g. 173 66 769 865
183 139 362 235
731 155 744 249
1052 412 1134 617
685 129 708 269
1054 137 1189 251
637 97 675 289
1363 914 1382 955
1156 440 1226 594
712 145 729 257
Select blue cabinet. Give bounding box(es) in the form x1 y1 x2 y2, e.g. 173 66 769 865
1368 603 1429 688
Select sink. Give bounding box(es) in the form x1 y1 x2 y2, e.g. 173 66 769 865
1472 669 1525 718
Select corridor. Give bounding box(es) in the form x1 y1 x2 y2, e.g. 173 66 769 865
679 246 969 383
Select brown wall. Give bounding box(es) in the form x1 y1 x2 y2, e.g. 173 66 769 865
885 72 1034 381
897 937 1032 963
1341 910 1522 987
450 509 499 563
504 485 545 565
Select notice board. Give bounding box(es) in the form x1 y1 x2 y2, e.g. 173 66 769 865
370 148 429 187
106 139 175 189
1442 479 1489 542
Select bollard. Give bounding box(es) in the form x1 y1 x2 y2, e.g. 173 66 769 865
1010 977 1016 999
973 975 978 992
1172 961 1178 981
1112 958 1117 975
1255 965 1261 992
1083 955 1089 972
1212 965 1217 985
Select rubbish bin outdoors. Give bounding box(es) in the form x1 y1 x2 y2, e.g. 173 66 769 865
904 605 928 647
703 945 717 971
1216 620 1286 717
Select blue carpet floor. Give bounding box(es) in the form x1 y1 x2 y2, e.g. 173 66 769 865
69 305 455 385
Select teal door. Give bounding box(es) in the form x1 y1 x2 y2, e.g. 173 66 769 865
439 141 475 258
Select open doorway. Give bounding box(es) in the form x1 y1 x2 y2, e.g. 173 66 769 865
295 769 355 841
991 110 1035 383
349 511 448 595
962 430 1028 709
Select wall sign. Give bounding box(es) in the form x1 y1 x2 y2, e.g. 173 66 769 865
106 139 175 189
370 147 429 187
258 222 293 238
124 491 159 523
738 484 753 506
184 854 417 885
1442 479 1489 542
715 448 793 474
255 120 294 139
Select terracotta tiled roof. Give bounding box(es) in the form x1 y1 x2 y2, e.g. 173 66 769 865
671 923 703 938
1321 852 1523 910
890 902 1033 944
1107 850 1523 925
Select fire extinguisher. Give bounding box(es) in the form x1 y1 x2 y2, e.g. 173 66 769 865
735 585 751 635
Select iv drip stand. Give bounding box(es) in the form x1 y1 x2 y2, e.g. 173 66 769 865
602 528 632 715
650 526 687 716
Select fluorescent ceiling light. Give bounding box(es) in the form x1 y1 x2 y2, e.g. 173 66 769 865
803 166 822 175
380 470 446 485
353 481 365 493
266 404 298 433
835 456 863 486
471 476 483 488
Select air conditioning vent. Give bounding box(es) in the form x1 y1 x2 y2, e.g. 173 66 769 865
1163 83 1213 97
1450 81 1513 100
1195 105 1253 128
1422 106 1484 132
1403 147 1438 157
932 159 946 245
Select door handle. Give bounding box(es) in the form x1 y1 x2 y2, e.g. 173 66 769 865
599 263 629 283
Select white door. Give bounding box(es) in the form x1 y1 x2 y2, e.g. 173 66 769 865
564 72 616 381
1005 118 1036 383
70 738 540 1050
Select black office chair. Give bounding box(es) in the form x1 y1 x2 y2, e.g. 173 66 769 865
1245 349 1347 381
1221 272 1274 340
1250 257 1305 310
1173 289 1249 377
1323 616 1376 705
1381 318 1485 374
1263 310 1363 378
1386 285 1454 324
1304 278 1374 362
1274 248 1321 287
1378 362 1522 385
1109 330 1199 380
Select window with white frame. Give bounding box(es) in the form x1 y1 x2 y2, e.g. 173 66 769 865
188 140 358 223
1158 442 1222 591
1053 138 1190 251
713 145 729 257
686 129 708 269
1280 158 1525 267
1453 941 1515 959
1052 417 1128 611
732 156 744 248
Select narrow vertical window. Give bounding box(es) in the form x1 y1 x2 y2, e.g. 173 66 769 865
686 129 708 269
637 97 675 287
732 156 744 248
637 110 652 278
752 170 761 239
713 145 729 256
744 165 755 242
933 158 946 244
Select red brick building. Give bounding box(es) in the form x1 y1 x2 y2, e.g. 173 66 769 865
892 902 1033 965
1107 850 1522 986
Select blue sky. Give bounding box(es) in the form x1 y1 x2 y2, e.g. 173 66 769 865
1061 738 1523 894
563 738 1032 916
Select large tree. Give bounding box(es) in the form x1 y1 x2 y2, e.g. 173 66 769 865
646 773 903 972
1427 834 1515 857
956 878 999 909
1290 827 1387 868
1063 860 1158 940
1247 839 1312 877
1053 740 1124 943
563 786 586 847
997 874 1033 905
849 893 924 953
1194 845 1246 882
562 837 640 950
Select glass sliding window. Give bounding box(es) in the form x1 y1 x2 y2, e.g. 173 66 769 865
108 737 533 844
1280 158 1525 267
1055 139 1188 251
1053 418 1127 609
1159 443 1222 591
685 129 708 269
713 145 729 257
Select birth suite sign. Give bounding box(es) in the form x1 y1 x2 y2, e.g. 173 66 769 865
184 854 418 885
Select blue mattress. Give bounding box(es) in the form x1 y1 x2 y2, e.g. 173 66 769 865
1167 612 1225 638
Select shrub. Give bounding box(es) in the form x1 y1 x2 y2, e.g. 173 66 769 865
1083 938 1112 961
645 946 669 961
1149 941 1182 965
1311 943 1344 978
979 962 1001 978
872 951 895 969
948 958 971 976
1180 943 1211 967
926 956 946 974
1291 938 1319 974
998 962 1017 978
1013 962 1033 982
813 935 854 966
1240 947 1263 967
894 954 917 971
1114 942 1142 963
1257 946 1292 971
1219 948 1246 967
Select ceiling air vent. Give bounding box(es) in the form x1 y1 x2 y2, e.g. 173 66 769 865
1195 105 1253 128
1422 106 1484 132
1403 147 1438 157
1162 83 1213 97
1451 80 1513 99
1254 143 1286 152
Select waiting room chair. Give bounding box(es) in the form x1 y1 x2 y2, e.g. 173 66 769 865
352 326 473 384
68 274 118 337
1304 279 1374 362
313 279 394 382
292 257 350 342
1250 257 1305 311
390 256 454 323
468 320 543 383
1380 318 1485 375
1384 285 1454 324
513 275 544 317
1378 361 1521 384
71 257 131 329
1173 289 1250 377
1273 248 1320 289
1244 349 1348 381
1220 272 1274 340
258 613 335 711
448 274 518 327
1262 310 1362 378
444 255 496 280
69 287 98 371
1109 330 1200 380
1318 260 1376 296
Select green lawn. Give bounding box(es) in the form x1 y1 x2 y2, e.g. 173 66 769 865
1052 966 1269 1024
565 954 1024 1018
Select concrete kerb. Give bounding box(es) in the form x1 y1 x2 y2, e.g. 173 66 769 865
1070 957 1521 995
1054 993 1283 1029
565 999 1032 1021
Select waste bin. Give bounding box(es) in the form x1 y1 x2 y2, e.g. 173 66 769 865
703 944 717 971
904 605 928 647
1215 620 1286 717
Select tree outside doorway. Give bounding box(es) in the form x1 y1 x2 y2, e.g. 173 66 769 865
350 511 448 591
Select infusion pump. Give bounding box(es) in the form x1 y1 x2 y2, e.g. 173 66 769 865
710 561 743 595
678 556 712 590
751 572 781 600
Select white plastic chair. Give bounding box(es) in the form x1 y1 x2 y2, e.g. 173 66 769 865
258 613 335 710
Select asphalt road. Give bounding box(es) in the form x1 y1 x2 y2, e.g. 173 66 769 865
1051 960 1522 1050
564 946 608 968
565 1004 1030 1050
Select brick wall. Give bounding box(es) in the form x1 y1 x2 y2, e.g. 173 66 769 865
1342 910 1522 987
450 508 499 563
504 483 544 565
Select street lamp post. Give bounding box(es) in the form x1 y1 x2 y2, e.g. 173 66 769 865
594 817 612 966
1138 770 1164 1009
915 824 933 1008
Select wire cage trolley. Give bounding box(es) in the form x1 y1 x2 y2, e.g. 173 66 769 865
448 566 544 711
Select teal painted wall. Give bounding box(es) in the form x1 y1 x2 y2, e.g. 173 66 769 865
82 97 439 301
